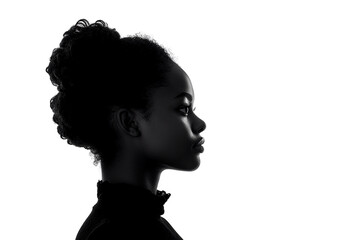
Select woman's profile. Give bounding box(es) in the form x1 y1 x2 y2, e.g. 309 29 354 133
45 19 206 240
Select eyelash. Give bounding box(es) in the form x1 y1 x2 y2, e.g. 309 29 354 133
179 105 196 116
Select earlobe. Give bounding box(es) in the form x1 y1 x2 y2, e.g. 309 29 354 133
116 109 141 137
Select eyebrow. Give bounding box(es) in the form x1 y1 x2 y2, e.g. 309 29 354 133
174 92 193 102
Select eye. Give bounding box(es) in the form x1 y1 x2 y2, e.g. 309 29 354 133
179 105 196 116
179 106 190 116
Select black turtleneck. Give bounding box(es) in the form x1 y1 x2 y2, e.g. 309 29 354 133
75 181 183 240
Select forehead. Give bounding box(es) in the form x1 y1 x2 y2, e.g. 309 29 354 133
153 63 194 102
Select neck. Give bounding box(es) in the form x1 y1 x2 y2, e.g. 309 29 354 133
100 151 164 194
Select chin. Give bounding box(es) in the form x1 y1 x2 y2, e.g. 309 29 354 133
163 155 201 171
180 156 201 172
189 162 200 171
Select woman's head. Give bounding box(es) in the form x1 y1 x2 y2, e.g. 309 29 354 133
135 62 206 171
46 19 206 170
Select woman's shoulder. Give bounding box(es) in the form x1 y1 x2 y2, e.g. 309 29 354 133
75 202 182 240
86 217 170 240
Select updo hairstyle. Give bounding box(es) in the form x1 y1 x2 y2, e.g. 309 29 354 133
46 19 173 164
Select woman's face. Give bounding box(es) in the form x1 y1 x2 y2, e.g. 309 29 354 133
139 62 206 171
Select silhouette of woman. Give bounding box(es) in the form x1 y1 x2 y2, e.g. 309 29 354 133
46 19 206 240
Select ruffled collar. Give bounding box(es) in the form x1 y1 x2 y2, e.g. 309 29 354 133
96 180 171 219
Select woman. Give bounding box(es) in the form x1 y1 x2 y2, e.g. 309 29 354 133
46 19 206 240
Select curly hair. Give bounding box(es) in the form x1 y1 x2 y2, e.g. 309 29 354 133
46 19 173 164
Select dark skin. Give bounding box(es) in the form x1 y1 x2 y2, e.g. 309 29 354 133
101 62 206 194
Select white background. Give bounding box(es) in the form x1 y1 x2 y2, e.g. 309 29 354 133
0 1 359 239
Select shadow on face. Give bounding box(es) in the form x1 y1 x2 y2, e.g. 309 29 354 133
139 62 207 171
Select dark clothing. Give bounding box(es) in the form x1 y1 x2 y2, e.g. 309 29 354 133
75 181 183 240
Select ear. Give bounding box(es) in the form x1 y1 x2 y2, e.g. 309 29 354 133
115 109 141 137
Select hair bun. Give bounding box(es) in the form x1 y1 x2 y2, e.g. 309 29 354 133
46 19 172 164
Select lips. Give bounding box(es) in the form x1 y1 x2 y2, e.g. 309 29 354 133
193 137 205 148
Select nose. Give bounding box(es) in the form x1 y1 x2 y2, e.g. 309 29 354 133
192 115 206 134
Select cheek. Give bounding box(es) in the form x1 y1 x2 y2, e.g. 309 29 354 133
155 120 189 148
142 118 192 159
